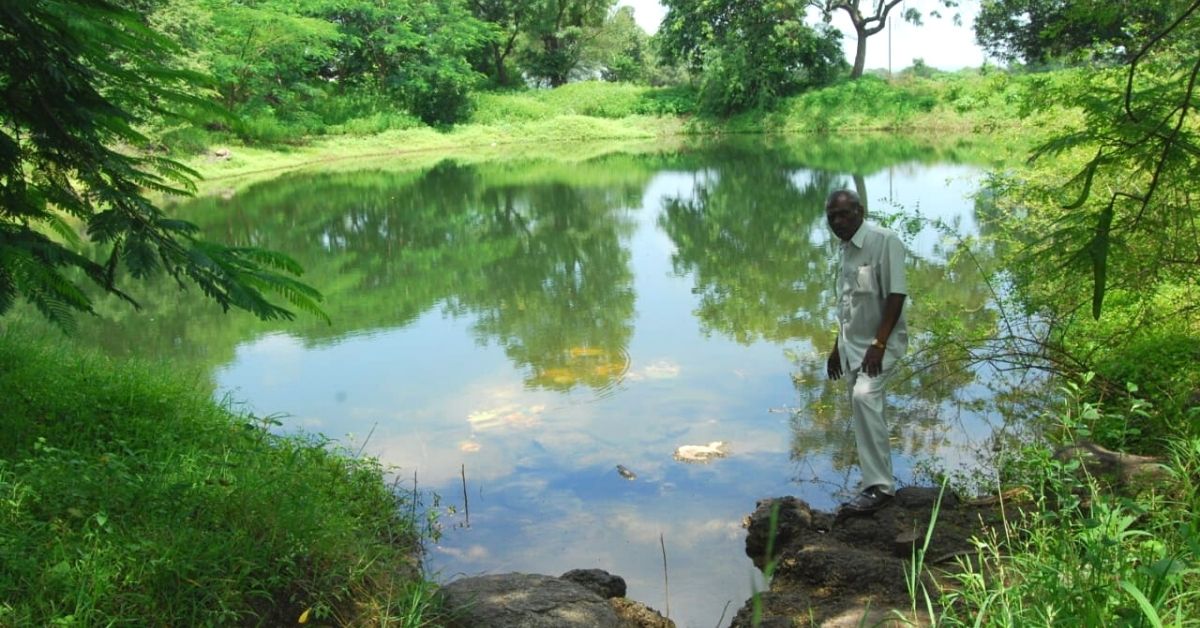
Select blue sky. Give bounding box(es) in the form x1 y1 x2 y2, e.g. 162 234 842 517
617 0 988 71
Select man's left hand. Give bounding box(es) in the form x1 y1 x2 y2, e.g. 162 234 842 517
861 344 885 377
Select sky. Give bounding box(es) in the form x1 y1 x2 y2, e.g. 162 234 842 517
616 0 988 71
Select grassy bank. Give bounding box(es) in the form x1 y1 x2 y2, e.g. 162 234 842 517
0 327 437 626
177 70 1069 187
917 383 1200 625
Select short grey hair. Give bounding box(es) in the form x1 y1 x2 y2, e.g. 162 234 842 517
825 189 863 210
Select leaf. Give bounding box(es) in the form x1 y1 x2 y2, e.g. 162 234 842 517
298 608 311 624
1062 150 1102 210
1118 580 1163 628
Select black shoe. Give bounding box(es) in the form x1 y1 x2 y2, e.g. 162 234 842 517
840 486 893 514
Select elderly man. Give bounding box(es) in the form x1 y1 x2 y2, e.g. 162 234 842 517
825 189 908 513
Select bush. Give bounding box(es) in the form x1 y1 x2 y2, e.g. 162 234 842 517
471 92 556 124
1090 333 1200 447
925 385 1200 625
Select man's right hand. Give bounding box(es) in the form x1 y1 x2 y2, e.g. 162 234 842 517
827 346 843 381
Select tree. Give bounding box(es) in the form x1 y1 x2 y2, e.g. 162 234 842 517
589 6 653 83
974 0 1171 66
0 0 323 327
660 0 844 113
202 3 340 110
298 0 490 125
810 0 939 79
1010 0 1200 320
469 0 537 86
519 0 615 87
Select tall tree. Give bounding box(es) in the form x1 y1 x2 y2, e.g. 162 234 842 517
202 3 340 110
299 0 490 125
589 6 653 82
520 0 615 87
0 0 323 327
469 0 537 86
660 0 844 113
810 0 931 79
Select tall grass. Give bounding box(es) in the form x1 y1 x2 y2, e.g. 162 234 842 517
0 327 438 626
914 383 1200 626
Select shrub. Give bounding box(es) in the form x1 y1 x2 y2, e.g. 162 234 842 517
1090 333 1200 447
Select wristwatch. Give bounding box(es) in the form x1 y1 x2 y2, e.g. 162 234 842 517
871 338 886 349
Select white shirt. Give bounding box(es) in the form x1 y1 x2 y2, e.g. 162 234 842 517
836 221 909 372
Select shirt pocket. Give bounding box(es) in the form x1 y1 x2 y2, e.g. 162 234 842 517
853 263 877 296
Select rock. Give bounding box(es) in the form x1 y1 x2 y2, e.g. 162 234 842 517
894 486 959 510
773 543 909 591
1053 439 1168 489
561 568 626 599
744 497 820 570
213 147 231 158
608 597 675 627
729 591 814 627
440 573 621 628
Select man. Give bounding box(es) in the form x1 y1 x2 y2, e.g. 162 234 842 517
824 189 908 513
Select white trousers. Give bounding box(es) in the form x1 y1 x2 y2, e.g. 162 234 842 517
846 367 894 495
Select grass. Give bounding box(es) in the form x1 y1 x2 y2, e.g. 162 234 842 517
712 70 1078 135
0 325 439 626
170 70 1073 190
911 383 1200 626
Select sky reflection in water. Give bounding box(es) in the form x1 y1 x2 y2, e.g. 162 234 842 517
77 140 1011 627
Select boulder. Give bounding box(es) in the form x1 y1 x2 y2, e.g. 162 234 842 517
609 597 676 628
894 486 959 510
440 573 621 628
561 568 626 599
744 496 829 570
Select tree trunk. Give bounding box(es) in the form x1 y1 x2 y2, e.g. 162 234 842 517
851 26 868 79
492 45 508 86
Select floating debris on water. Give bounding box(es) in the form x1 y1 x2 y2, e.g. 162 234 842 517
616 464 637 480
673 441 728 463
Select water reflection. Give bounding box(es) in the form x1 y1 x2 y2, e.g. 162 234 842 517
54 137 1015 627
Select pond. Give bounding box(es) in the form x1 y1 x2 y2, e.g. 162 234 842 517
68 136 1016 627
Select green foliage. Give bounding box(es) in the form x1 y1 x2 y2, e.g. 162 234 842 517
0 329 437 625
203 2 340 110
518 0 616 87
991 1 1199 323
974 0 1172 66
589 6 653 83
467 0 537 87
0 0 324 327
928 385 1200 625
299 0 491 126
1090 333 1200 447
660 0 845 114
471 82 697 123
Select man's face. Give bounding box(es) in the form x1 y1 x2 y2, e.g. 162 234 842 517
826 198 864 242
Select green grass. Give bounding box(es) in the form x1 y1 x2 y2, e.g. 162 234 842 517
0 327 439 626
915 384 1200 626
169 72 1070 189
712 70 1078 135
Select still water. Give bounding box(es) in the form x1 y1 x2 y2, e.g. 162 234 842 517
73 137 1012 627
